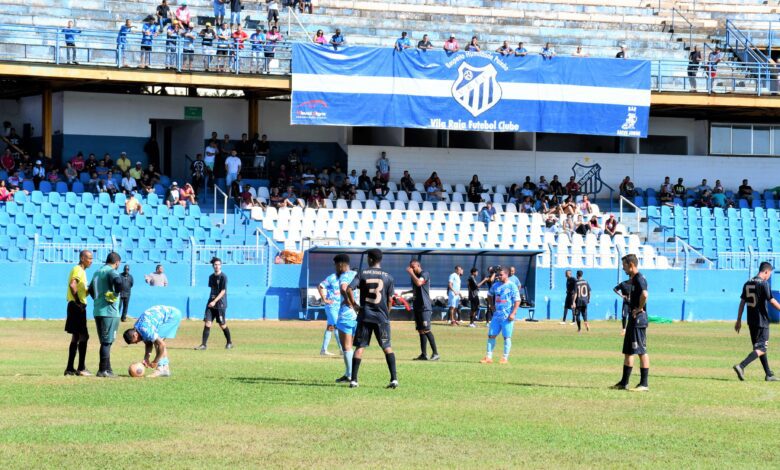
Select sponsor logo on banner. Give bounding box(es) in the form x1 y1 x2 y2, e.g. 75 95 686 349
451 62 503 117
617 106 640 137
295 99 328 120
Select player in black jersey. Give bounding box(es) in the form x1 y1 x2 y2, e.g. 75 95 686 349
407 259 440 361
733 262 780 382
611 254 650 392
561 270 576 325
348 249 399 389
572 270 591 333
613 279 632 336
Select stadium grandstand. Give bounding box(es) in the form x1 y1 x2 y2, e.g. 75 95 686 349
0 0 780 326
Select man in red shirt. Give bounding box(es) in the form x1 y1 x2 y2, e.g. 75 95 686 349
1 149 15 172
231 24 249 72
566 176 580 197
443 34 459 52
71 152 85 172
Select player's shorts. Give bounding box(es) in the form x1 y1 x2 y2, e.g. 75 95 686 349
414 309 432 331
336 310 357 336
204 307 226 325
749 324 769 353
354 321 392 349
469 297 480 311
448 293 461 309
141 45 152 51
268 8 279 22
488 317 515 338
622 326 647 355
230 11 241 25
564 295 574 309
94 316 119 344
575 306 588 321
213 3 226 16
325 305 339 326
65 301 89 336
157 310 183 339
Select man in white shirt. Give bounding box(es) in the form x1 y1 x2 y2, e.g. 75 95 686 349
448 266 464 325
204 140 218 173
225 150 242 195
121 172 137 194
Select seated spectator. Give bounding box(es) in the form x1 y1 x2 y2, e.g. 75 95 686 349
347 169 358 187
515 41 527 57
672 178 686 199
330 29 346 50
659 177 673 204
424 172 442 192
301 168 316 189
520 196 535 214
371 176 388 202
240 184 265 209
465 36 480 52
561 196 577 216
121 172 137 194
95 178 108 195
229 175 244 202
738 179 754 202
604 214 618 237
579 195 592 215
179 183 197 205
70 152 85 173
543 214 559 234
695 190 713 208
313 29 328 45
307 184 327 209
507 183 520 204
1 148 14 172
619 176 636 198
357 169 371 192
562 214 576 238
269 187 284 208
478 202 495 228
47 168 61 184
549 175 564 196
467 175 483 203
84 153 98 173
541 42 556 60
496 40 512 56
0 180 13 201
537 176 550 195
574 215 590 236
165 182 184 208
713 179 724 193
326 185 338 202
105 171 119 196
64 163 78 185
32 160 46 188
282 186 305 208
589 216 602 237
174 2 191 28
565 176 579 197
417 34 433 50
145 265 169 286
536 196 550 214
330 164 346 187
96 161 109 178
125 191 143 215
129 162 143 180
400 170 415 193
426 183 442 202
712 190 728 208
696 178 711 196
86 172 99 193
102 153 114 169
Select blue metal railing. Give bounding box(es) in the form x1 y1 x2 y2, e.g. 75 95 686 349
724 19 772 95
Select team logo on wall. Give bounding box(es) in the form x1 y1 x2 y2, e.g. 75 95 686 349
451 63 502 117
621 106 638 130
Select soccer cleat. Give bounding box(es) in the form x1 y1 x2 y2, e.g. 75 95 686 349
96 370 117 378
559 322 567 325
609 382 629 390
148 367 171 378
733 364 745 381
320 350 335 356
585 323 590 332
64 369 77 376
631 385 649 392
413 354 428 361
499 357 509 364
225 343 233 350
77 369 93 377
479 357 493 364
194 344 207 350
349 381 359 388
429 354 440 361
468 323 476 328
335 375 350 383
386 380 398 389
766 375 778 382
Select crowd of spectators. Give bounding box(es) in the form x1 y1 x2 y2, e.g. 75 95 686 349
619 174 769 209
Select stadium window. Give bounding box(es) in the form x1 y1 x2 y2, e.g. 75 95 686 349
710 124 731 154
753 126 771 155
710 123 780 156
731 126 752 155
773 127 780 156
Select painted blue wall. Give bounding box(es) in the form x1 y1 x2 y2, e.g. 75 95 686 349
58 135 150 167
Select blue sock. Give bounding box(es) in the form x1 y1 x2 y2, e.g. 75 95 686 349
321 329 332 352
503 338 512 358
486 338 496 358
158 357 169 367
343 350 353 378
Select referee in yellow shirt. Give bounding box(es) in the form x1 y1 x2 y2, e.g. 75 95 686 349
64 250 93 376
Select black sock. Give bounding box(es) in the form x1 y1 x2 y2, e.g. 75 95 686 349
99 343 111 372
419 334 428 356
77 339 88 371
620 365 633 386
67 340 77 370
425 332 438 355
621 316 627 329
639 367 649 387
201 326 211 345
385 352 397 381
759 354 773 376
740 351 759 369
223 327 232 344
351 357 361 382
562 311 568 322
576 317 581 331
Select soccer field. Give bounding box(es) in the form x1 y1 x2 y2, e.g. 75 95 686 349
0 319 776 469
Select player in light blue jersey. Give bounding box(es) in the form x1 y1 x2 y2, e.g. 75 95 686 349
447 266 464 325
122 305 182 377
508 266 522 290
333 254 358 383
318 271 344 356
481 267 521 364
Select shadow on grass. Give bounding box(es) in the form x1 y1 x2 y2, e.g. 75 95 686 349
231 376 338 388
506 382 604 390
653 374 731 382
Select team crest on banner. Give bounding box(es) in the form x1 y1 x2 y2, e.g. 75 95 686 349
451 63 502 117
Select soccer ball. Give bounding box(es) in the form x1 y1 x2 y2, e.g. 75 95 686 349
129 362 145 378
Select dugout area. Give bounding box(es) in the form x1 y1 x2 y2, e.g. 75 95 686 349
303 247 543 320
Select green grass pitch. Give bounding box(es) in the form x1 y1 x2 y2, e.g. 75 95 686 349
0 319 777 469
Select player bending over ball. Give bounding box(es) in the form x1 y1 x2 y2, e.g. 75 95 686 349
480 266 520 364
123 305 183 378
334 254 358 383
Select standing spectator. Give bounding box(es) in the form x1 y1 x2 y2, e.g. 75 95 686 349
157 0 172 28
254 134 270 169
313 29 327 45
395 32 411 51
200 22 217 71
139 16 157 69
479 202 496 229
250 27 266 73
417 34 433 50
230 0 242 28
165 20 181 69
738 179 754 203
330 29 346 50
515 41 527 57
465 36 480 52
267 0 280 29
265 26 283 69
182 25 197 71
116 19 134 68
541 42 555 60
615 45 627 59
225 150 242 194
116 152 132 174
118 265 134 322
191 153 206 196
496 40 512 56
688 45 702 91
62 20 81 64
707 47 723 82
213 0 227 27
231 24 249 72
673 178 686 199
204 139 218 174
216 22 231 72
32 160 46 189
145 265 169 287
565 176 580 197
443 34 459 52
174 1 192 28
376 151 390 182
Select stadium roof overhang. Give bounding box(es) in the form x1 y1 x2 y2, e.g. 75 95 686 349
307 246 544 256
651 92 780 119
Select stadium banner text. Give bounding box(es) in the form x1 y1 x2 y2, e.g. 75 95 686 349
291 44 650 138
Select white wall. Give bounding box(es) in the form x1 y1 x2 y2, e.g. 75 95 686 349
646 117 703 155
18 96 42 137
259 100 345 143
347 145 780 193
62 92 247 139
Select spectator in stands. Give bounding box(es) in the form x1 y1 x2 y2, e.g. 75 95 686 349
165 20 181 69
182 25 197 71
520 196 535 214
64 162 78 186
32 160 46 189
330 164 346 187
738 179 754 203
300 0 312 14
96 160 109 179
672 177 686 199
330 29 346 50
265 26 283 67
604 214 618 238
395 32 412 51
70 152 85 173
121 171 137 194
541 42 555 60
231 25 249 72
573 45 588 57
230 0 242 27
129 162 143 181
287 149 299 168
105 171 120 197
659 176 673 204
191 153 205 196
347 169 358 187
711 189 727 208
282 186 305 208
48 168 61 185
589 215 602 236
1 148 14 172
424 172 443 201
86 172 99 193
144 164 161 186
376 151 390 182
479 202 495 229
249 27 267 73
268 186 284 208
254 134 270 168
615 45 627 59
371 174 388 203
579 195 592 215
122 192 142 216
239 184 261 209
467 175 483 203
565 176 579 197
204 140 218 174
543 214 559 234
116 152 132 175
95 177 109 195
237 133 253 158
165 182 184 208
157 0 172 28
101 153 113 169
707 47 723 81
140 16 158 69
225 150 242 194
85 154 99 174
619 176 636 198
357 169 371 191
695 178 711 196
267 0 280 29
515 42 527 57
417 34 433 50
117 19 134 68
574 215 590 236
312 29 328 45
175 2 192 28
466 36 480 52
399 170 415 194
549 174 564 196
496 40 512 56
713 179 724 193
180 183 197 205
62 20 81 64
216 23 231 71
213 0 226 27
688 46 702 91
145 265 169 287
443 34 459 53
308 183 327 208
0 180 12 202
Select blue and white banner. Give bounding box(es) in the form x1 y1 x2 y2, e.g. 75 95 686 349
291 43 650 137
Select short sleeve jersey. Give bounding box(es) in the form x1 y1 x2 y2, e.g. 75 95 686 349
574 279 591 307
338 270 358 321
468 275 480 300
319 273 341 303
90 265 121 317
629 272 648 328
135 305 180 342
208 272 228 309
67 265 88 304
565 276 577 299
615 281 632 307
412 271 432 313
356 268 395 324
449 273 461 293
741 276 774 328
509 275 521 289
492 282 521 321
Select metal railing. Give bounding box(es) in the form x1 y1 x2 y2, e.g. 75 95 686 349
670 8 694 50
285 6 311 42
213 184 229 227
618 196 643 235
715 250 780 271
673 236 715 269
34 235 116 264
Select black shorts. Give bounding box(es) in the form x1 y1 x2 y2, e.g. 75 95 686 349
575 306 588 321
621 304 630 320
564 295 574 309
469 297 480 311
414 310 431 331
749 324 770 353
354 321 391 349
622 326 647 355
268 9 279 22
217 48 228 55
141 45 152 51
65 301 89 336
204 307 226 325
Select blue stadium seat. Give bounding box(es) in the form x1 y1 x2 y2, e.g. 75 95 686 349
156 205 169 217
22 181 35 193
646 196 657 206
114 193 126 206
32 213 45 228
0 212 9 227
85 214 97 228
66 213 79 227
199 216 211 228
41 201 53 216
94 225 107 238
177 227 189 239
76 225 89 239
173 205 186 218
60 225 73 236
0 170 6 180
41 224 55 240
765 199 776 209
6 224 19 237
143 226 157 239
672 197 683 207
184 216 197 230
148 249 163 263
161 226 174 239
7 246 21 262
72 181 85 194
79 172 90 184
47 192 62 204
55 182 68 194
154 184 165 196
154 238 167 249
39 181 52 194
128 226 142 241
159 176 170 187
147 193 159 206
98 193 111 205
30 191 44 204
81 193 94 205
50 213 63 228
64 192 78 205
634 195 644 207
90 203 103 215
738 199 749 209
